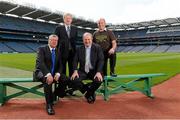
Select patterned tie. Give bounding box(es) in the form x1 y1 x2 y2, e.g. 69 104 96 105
51 48 56 76
67 26 71 38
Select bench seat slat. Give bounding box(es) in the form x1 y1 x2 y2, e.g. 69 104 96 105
104 73 165 80
0 78 33 83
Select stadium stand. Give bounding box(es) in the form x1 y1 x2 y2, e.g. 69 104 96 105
152 45 170 53
128 46 145 52
1 1 180 53
166 45 180 52
0 42 14 53
4 41 34 53
139 45 157 53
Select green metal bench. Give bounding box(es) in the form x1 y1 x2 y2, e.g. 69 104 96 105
97 73 165 101
0 73 165 106
0 78 44 106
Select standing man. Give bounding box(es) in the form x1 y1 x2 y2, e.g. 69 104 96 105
54 13 78 76
71 32 104 104
34 34 68 115
93 18 117 76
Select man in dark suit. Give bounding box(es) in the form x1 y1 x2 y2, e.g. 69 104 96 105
54 13 78 77
34 34 68 115
71 32 104 104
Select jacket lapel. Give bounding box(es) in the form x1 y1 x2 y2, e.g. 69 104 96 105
82 46 85 64
90 44 95 65
45 46 52 68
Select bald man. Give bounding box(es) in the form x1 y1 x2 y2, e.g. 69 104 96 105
93 18 117 76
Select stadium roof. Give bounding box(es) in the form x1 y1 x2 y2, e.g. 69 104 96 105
0 0 97 29
108 18 180 31
1 0 180 31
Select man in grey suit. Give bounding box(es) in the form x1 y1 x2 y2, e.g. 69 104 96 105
71 32 104 104
54 13 78 77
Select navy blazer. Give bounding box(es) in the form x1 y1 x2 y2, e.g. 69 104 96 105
35 45 62 76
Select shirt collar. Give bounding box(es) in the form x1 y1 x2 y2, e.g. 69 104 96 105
85 44 92 49
65 24 71 29
48 45 55 51
98 28 107 32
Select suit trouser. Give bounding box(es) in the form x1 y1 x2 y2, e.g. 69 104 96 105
103 52 116 76
62 50 74 77
42 74 68 105
70 70 102 96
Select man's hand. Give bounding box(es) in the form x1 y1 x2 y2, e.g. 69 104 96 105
54 73 60 82
108 48 115 55
94 72 103 81
46 74 54 85
71 70 79 80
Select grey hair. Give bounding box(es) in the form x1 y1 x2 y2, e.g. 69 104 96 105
63 13 73 20
48 34 58 43
83 32 93 39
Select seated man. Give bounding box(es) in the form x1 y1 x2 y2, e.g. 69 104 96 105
71 32 104 104
34 34 68 115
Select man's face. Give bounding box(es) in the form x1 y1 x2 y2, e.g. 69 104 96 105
83 35 92 47
64 15 72 25
49 37 58 48
98 19 106 31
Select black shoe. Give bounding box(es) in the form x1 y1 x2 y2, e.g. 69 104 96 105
66 88 76 96
110 72 117 77
92 93 96 102
46 104 55 115
85 93 95 104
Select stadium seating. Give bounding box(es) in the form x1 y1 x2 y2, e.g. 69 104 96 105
4 42 34 53
128 46 145 52
121 46 134 52
24 42 45 52
139 45 157 53
152 45 170 52
0 42 14 53
0 15 55 33
166 45 180 52
1 14 180 53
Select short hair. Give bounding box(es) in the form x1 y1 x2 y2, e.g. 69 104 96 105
63 13 73 20
48 34 58 40
97 18 106 24
83 32 93 39
48 34 58 44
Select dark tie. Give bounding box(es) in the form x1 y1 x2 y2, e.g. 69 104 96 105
67 26 71 38
51 48 56 75
67 26 72 50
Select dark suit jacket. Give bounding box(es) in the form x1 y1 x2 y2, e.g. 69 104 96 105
73 43 104 73
54 25 78 59
34 45 62 81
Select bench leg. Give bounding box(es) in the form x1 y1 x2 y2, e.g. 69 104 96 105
103 79 109 101
0 84 6 106
144 77 154 98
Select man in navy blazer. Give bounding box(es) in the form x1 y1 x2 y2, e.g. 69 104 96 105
34 34 68 115
71 32 104 104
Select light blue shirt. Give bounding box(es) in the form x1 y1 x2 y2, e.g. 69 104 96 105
85 45 92 73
